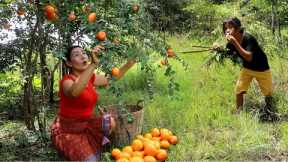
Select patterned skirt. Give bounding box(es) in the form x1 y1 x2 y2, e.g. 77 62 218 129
50 114 111 161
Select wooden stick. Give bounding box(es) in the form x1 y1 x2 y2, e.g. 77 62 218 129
191 45 211 49
177 49 212 53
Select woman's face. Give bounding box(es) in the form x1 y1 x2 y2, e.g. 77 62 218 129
224 23 239 37
67 47 89 72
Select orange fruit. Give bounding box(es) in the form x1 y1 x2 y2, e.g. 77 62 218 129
130 156 144 162
116 158 130 162
143 142 158 156
152 140 161 150
131 151 144 158
160 140 170 149
68 11 76 21
167 129 173 136
111 148 121 160
151 128 160 137
123 146 133 155
144 133 153 139
120 152 131 159
132 139 144 151
44 5 57 21
160 59 168 65
166 48 174 57
160 128 171 140
44 5 55 14
88 12 97 23
168 135 178 145
17 7 25 16
152 137 161 141
96 31 106 41
143 156 157 162
156 149 168 161
136 135 144 140
111 67 120 77
132 4 140 12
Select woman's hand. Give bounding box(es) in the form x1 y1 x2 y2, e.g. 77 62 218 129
225 33 237 45
91 45 104 64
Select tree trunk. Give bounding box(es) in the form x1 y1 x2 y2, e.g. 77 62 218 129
49 73 55 103
271 0 276 35
49 61 60 103
278 17 281 37
23 77 36 130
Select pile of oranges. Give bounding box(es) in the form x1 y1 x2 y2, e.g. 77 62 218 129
111 128 178 162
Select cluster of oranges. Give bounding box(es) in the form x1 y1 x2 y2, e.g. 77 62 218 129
42 4 121 77
160 48 175 66
111 128 178 162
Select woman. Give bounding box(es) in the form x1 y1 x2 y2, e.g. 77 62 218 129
50 45 136 161
213 17 278 121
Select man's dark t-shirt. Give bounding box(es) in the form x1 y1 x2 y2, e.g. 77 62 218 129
226 32 270 71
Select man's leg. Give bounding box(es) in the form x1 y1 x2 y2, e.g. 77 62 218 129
234 68 253 113
236 92 244 111
255 70 279 121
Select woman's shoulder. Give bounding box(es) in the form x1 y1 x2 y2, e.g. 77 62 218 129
61 74 76 83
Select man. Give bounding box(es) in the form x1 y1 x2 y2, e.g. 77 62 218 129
213 17 279 121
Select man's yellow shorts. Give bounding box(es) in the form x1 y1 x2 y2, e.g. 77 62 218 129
235 68 273 96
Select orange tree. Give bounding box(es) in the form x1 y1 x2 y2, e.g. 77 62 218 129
40 0 188 99
0 0 188 131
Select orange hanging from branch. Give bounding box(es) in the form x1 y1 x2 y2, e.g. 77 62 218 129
88 12 97 23
96 31 107 41
44 4 57 21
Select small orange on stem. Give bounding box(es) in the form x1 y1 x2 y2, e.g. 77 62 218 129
166 48 174 57
44 4 57 21
160 60 168 66
88 12 97 23
96 31 107 41
68 11 76 21
111 67 120 77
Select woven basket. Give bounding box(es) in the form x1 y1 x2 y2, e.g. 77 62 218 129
107 101 144 147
